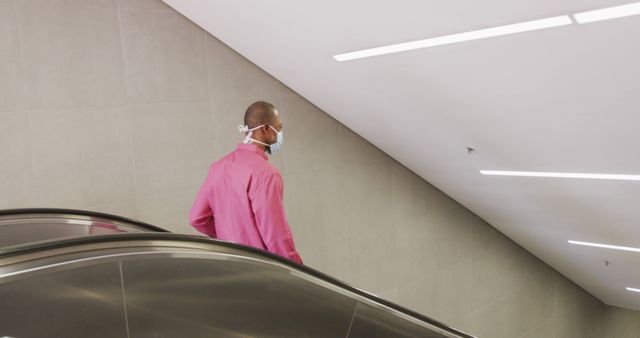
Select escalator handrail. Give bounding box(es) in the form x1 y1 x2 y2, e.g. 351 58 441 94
0 208 169 233
0 232 474 338
0 209 474 338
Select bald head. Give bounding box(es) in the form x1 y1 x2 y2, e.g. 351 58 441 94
244 101 278 129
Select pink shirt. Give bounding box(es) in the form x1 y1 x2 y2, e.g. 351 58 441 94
189 143 302 264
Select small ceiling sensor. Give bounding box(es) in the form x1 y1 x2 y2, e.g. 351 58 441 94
466 146 476 154
604 260 611 267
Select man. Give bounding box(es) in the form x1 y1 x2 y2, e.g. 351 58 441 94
189 101 303 264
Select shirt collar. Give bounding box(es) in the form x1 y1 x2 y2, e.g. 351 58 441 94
237 143 269 161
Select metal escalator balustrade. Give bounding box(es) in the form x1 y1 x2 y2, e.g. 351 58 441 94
0 208 167 248
0 209 475 338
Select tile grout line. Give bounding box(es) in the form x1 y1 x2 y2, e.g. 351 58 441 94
203 26 217 153
136 186 201 205
24 110 36 206
12 0 39 205
115 0 142 217
11 0 29 112
17 100 209 114
115 6 174 13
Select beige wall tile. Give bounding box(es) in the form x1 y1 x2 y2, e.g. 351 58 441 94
432 260 476 323
553 273 586 317
434 196 476 269
339 161 392 237
120 8 207 103
207 35 279 102
500 243 551 296
469 248 510 311
315 167 350 242
300 237 350 282
348 226 398 294
452 297 508 338
283 176 323 250
16 0 125 109
131 101 213 196
520 317 555 338
470 216 511 257
390 160 414 221
136 188 200 234
553 299 594 338
27 107 135 208
339 125 387 165
504 282 555 337
394 214 438 284
41 0 117 8
118 0 171 11
85 200 138 220
0 112 30 208
598 306 640 338
390 161 437 221
278 95 344 174
397 272 438 318
0 1 26 113
583 297 606 338
284 167 346 249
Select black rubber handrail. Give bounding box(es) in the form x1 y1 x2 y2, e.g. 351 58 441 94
0 208 169 233
0 209 475 338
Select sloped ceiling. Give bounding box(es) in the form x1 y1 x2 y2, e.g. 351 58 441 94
164 0 640 311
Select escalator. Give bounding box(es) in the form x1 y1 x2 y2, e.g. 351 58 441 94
0 209 475 338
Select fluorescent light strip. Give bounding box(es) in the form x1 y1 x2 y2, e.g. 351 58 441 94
333 16 572 61
627 287 640 293
568 240 640 253
480 170 640 181
574 2 640 24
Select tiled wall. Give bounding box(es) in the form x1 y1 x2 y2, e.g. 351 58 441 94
1 0 638 336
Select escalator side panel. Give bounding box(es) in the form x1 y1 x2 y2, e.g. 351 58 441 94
121 257 358 338
348 301 452 338
0 262 128 338
0 232 475 338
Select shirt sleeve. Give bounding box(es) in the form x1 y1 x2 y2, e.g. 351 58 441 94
250 172 303 264
189 180 216 238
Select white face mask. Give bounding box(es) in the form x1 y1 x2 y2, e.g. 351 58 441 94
269 126 284 154
238 124 284 154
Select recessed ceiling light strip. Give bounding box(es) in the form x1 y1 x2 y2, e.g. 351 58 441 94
333 2 640 61
574 2 640 24
479 171 640 181
568 240 640 253
333 16 572 61
626 287 640 293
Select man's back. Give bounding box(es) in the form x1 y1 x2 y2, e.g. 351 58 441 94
189 143 302 264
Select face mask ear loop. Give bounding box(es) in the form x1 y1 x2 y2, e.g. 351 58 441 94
238 124 270 146
238 124 253 144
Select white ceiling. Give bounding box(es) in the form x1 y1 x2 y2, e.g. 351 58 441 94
164 0 640 311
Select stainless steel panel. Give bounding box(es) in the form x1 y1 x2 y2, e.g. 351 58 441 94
0 262 127 338
0 230 474 338
0 212 155 248
347 302 453 338
0 220 121 247
122 257 357 338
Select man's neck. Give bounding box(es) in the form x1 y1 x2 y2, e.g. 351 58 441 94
253 142 269 155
